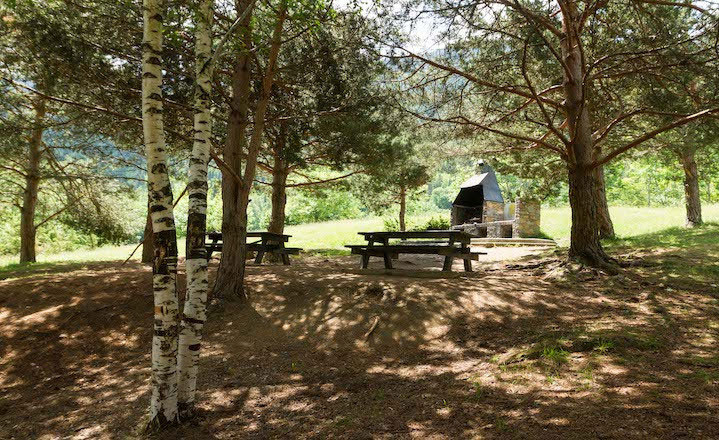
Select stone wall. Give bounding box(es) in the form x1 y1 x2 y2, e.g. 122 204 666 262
482 201 505 223
512 197 541 238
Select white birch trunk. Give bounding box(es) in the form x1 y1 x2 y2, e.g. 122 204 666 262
142 0 180 429
178 0 212 414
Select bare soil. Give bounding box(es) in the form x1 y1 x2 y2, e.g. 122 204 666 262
0 249 717 439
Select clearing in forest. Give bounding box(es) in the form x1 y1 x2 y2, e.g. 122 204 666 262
1 229 717 439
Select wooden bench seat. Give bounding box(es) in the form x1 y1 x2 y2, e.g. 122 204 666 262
206 243 301 253
345 243 485 271
204 232 301 265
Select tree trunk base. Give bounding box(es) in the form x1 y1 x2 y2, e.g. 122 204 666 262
210 276 247 304
568 247 620 275
685 220 703 228
144 413 178 434
599 229 616 240
177 402 199 421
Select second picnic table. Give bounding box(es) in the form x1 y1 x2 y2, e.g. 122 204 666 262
205 231 301 265
345 230 483 272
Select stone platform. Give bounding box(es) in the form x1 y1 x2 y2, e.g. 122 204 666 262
471 237 556 247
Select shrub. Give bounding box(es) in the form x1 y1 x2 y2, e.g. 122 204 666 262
383 217 412 231
286 190 363 225
383 215 450 232
421 215 450 230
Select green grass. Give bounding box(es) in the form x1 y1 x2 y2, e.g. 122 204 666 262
283 213 441 251
1 205 718 276
540 204 719 246
284 217 386 251
0 243 139 268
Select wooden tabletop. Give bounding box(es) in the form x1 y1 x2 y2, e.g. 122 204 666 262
207 231 291 240
358 230 471 243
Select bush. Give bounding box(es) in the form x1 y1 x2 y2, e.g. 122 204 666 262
383 217 406 231
421 215 450 230
383 215 450 232
286 190 363 225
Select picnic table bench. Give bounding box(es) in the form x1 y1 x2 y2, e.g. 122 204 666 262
346 230 484 272
205 231 302 265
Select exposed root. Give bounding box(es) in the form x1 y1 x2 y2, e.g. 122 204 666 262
364 316 381 340
144 413 178 435
178 402 200 422
569 247 621 276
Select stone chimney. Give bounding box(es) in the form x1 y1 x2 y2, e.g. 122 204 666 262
477 159 490 174
512 197 541 238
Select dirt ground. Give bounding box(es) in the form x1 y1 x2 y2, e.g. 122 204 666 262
0 248 717 439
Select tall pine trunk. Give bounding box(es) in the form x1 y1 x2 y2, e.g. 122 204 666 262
560 4 615 271
679 149 702 228
214 0 253 301
214 5 286 299
399 187 407 232
19 95 46 263
178 0 212 416
268 162 288 235
143 0 180 429
268 125 288 235
595 163 615 239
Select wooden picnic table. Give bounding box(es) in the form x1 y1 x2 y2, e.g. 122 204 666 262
205 231 301 265
347 230 482 272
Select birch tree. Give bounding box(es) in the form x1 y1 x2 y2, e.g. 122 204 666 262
142 0 180 429
177 0 213 415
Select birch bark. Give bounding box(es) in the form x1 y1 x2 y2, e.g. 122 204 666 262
142 0 180 429
178 0 212 415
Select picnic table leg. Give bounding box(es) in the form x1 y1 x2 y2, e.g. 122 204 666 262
463 258 472 272
273 240 291 265
381 237 392 269
254 237 266 264
361 238 375 269
206 238 219 262
442 256 454 271
360 251 369 269
383 251 393 269
462 242 473 272
442 236 456 272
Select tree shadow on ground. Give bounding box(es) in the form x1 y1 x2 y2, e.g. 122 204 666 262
605 222 719 291
169 255 718 439
0 254 717 439
608 221 719 250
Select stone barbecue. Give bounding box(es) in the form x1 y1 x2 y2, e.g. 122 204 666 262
450 161 504 226
450 161 541 238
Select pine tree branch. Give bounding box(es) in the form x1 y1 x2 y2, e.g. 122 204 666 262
593 108 719 168
34 198 81 229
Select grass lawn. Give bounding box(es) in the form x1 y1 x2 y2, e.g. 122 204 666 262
1 205 718 276
541 203 719 246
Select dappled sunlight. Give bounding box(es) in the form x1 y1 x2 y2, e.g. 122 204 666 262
0 248 717 438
